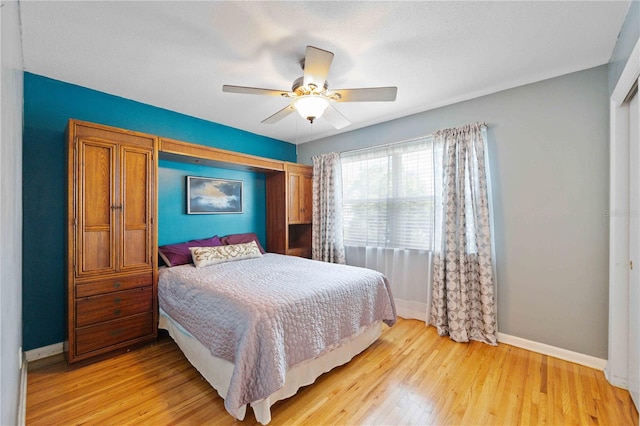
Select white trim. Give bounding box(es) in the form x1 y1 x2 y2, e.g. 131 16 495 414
608 35 640 389
497 332 607 371
25 333 607 380
395 300 429 323
25 342 64 362
612 38 640 104
606 367 629 389
17 352 26 426
608 97 632 386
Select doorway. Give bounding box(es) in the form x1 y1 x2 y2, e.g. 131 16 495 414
608 37 640 415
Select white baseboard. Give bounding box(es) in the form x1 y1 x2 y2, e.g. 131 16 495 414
605 365 629 389
394 299 428 322
497 332 607 371
395 312 606 371
26 333 606 376
25 342 64 362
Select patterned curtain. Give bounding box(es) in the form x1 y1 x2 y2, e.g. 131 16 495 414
312 152 346 264
430 123 497 345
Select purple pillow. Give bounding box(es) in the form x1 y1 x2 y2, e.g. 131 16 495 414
159 235 223 267
221 232 266 254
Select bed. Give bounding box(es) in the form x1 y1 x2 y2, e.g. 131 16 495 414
158 248 396 424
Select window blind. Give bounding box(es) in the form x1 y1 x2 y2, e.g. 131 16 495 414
340 136 434 250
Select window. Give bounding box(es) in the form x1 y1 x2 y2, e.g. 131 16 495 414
341 136 434 250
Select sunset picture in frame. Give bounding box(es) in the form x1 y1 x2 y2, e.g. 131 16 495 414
187 176 243 214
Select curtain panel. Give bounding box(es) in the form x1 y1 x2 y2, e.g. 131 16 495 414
311 152 346 264
430 123 497 345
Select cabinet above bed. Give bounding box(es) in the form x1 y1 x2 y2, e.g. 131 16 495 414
156 135 314 258
159 137 286 172
266 163 313 258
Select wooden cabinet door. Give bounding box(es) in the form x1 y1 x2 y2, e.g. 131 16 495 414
288 172 313 225
301 174 313 223
119 146 153 271
288 173 303 224
76 139 117 277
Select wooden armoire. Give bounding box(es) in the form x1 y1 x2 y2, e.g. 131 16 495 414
66 120 158 364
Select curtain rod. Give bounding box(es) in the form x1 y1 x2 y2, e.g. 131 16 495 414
339 122 487 156
339 133 434 155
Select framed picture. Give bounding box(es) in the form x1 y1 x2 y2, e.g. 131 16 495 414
187 176 243 214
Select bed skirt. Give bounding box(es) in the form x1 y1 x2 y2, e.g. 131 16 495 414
159 308 383 424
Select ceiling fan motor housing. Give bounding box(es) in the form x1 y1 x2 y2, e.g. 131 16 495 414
291 76 329 96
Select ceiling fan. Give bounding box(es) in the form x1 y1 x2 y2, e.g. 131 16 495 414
222 46 397 129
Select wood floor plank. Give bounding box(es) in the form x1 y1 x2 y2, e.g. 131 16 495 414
27 318 638 425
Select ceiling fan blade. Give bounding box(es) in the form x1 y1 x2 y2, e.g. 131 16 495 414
333 87 398 102
303 46 334 90
223 85 289 97
323 105 351 129
262 105 296 124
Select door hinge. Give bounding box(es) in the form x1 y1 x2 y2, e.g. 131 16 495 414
631 260 634 270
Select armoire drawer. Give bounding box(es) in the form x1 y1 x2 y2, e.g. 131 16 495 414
75 312 154 356
76 287 152 327
76 273 153 298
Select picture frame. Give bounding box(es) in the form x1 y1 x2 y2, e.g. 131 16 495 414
187 176 243 214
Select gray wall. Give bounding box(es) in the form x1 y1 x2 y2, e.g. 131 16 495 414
298 65 610 359
1 1 24 424
609 0 639 94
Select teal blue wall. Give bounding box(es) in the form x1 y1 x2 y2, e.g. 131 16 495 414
157 161 266 246
23 72 296 350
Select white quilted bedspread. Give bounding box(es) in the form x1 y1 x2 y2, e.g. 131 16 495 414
158 253 396 418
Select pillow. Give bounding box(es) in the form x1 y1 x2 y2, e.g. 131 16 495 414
158 235 223 267
190 241 262 268
221 232 266 254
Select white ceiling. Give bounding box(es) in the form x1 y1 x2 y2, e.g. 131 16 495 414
20 1 630 145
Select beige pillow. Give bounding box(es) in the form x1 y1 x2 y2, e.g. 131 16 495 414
189 241 262 268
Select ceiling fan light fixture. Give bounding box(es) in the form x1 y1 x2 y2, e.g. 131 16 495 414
293 95 330 123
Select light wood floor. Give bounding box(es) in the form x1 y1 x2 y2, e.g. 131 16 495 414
27 318 638 425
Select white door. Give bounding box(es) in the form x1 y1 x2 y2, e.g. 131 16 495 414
629 82 639 410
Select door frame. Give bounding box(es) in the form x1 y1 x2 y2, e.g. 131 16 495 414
607 37 640 389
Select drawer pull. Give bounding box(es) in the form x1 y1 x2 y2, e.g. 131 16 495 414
113 282 121 289
114 309 121 316
113 297 121 304
110 329 123 337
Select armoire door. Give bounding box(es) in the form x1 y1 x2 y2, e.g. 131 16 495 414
77 138 118 277
119 145 154 271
